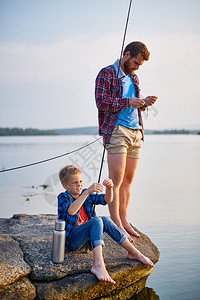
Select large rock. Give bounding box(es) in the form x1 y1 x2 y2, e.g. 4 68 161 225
0 214 160 299
0 235 31 287
0 277 36 300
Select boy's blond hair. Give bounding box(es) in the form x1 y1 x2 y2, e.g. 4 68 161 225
59 165 81 184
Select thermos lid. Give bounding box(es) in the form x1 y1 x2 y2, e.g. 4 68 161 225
55 220 65 230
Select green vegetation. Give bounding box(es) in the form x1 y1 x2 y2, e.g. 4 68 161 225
55 127 199 135
0 127 59 136
0 127 199 136
147 129 192 135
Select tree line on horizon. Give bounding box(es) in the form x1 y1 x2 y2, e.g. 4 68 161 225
0 127 198 136
0 127 59 136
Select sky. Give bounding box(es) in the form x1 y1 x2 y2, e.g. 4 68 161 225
0 0 200 130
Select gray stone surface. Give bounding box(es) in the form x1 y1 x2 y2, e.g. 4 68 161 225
0 214 160 299
0 235 31 287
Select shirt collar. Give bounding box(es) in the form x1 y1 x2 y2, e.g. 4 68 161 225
113 59 126 79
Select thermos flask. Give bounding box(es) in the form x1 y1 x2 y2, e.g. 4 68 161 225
52 220 66 263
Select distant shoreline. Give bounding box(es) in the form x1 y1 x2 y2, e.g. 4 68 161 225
0 126 199 136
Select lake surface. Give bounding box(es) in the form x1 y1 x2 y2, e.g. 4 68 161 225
0 134 200 299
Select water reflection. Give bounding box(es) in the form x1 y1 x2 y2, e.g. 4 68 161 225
130 287 159 300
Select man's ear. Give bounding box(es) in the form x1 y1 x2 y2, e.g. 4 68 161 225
124 50 131 59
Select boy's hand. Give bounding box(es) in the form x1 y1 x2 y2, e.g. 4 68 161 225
87 183 103 194
102 178 114 189
103 178 113 204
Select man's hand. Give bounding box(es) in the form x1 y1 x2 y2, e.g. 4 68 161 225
129 98 145 108
145 96 158 106
102 178 114 189
87 183 103 195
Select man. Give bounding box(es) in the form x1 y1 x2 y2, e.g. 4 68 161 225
95 41 157 241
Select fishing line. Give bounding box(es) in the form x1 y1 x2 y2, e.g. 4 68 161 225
0 136 102 173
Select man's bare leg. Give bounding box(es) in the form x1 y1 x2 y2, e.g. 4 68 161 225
107 153 134 242
91 245 116 284
119 157 140 237
121 239 154 267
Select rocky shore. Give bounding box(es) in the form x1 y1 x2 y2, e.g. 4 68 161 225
0 214 160 299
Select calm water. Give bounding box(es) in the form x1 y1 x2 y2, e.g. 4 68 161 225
0 134 200 299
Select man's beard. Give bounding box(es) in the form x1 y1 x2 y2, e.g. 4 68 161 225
124 58 135 74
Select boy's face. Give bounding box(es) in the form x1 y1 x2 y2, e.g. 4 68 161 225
63 174 83 198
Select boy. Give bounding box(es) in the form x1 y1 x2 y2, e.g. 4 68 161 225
58 165 154 284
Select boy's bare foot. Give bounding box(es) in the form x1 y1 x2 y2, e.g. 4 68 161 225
91 264 116 284
122 221 140 238
127 251 154 267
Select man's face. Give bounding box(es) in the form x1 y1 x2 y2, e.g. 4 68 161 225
123 52 144 74
63 174 83 198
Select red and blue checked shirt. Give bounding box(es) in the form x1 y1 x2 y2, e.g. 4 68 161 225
95 64 146 144
58 189 107 249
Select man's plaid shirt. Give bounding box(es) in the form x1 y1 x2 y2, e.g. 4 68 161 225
95 64 146 144
58 189 107 249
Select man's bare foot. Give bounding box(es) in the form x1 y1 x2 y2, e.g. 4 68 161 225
118 224 134 243
127 251 154 267
91 263 116 284
122 221 140 238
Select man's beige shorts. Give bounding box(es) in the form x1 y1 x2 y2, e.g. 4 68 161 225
106 125 142 159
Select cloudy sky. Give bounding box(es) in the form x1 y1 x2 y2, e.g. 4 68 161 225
0 0 199 130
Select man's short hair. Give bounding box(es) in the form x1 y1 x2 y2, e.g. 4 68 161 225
123 41 150 61
59 165 81 184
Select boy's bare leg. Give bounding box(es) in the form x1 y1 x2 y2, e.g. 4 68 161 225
91 245 116 284
121 239 154 267
119 157 140 237
107 153 134 243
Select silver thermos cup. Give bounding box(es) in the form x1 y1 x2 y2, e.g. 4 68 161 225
52 220 66 263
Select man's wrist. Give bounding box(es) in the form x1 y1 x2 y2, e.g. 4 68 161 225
143 98 148 107
128 97 133 107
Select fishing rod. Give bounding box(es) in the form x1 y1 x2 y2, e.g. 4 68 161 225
93 0 133 215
